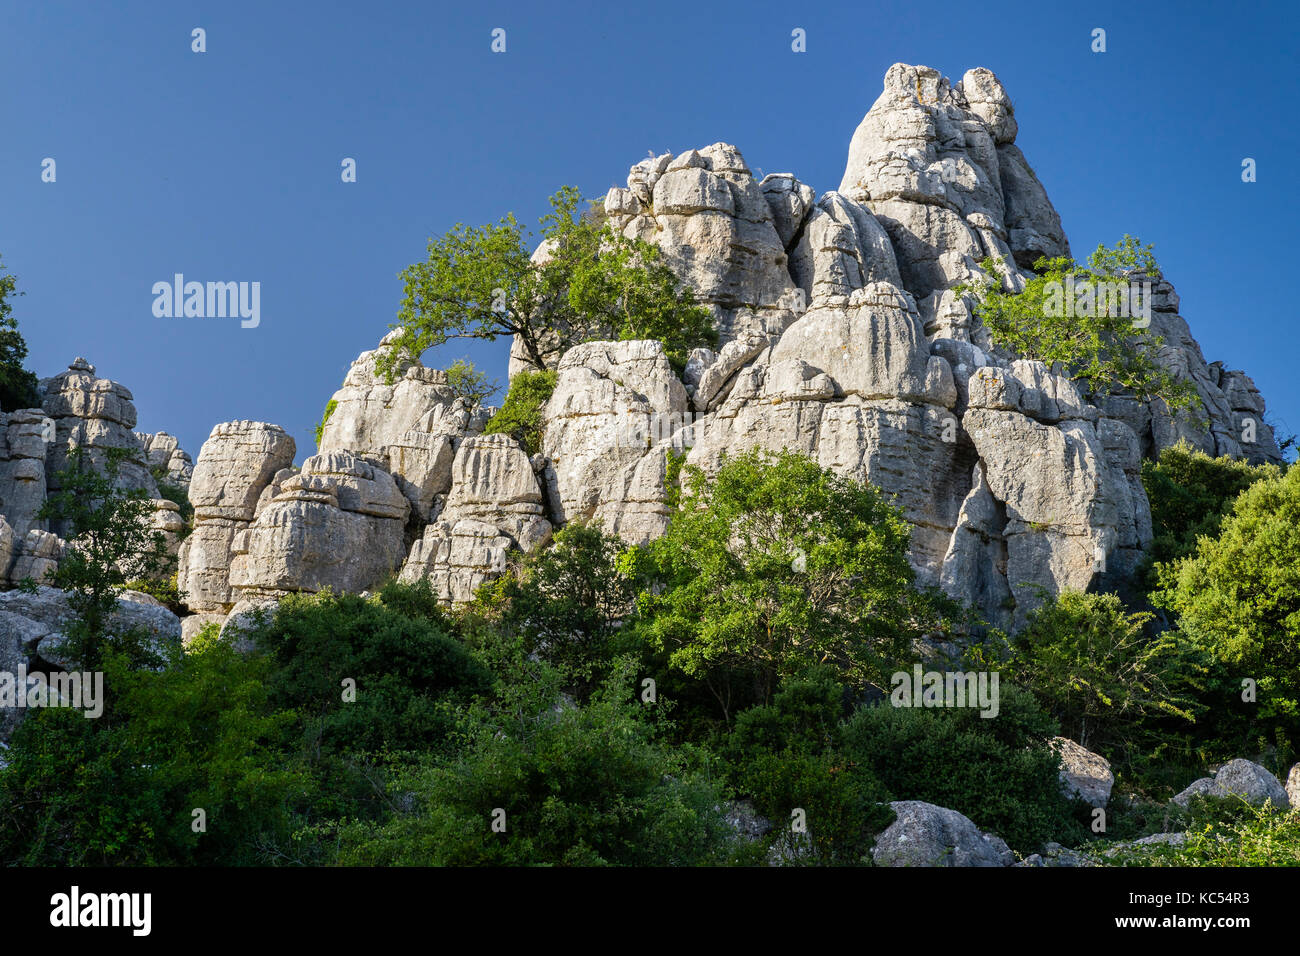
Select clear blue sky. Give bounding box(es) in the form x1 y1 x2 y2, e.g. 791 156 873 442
3 0 1297 462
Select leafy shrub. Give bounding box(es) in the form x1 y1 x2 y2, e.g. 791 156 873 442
0 255 41 411
473 520 635 697
839 684 1081 853
1006 590 1201 754
1153 464 1300 730
250 586 493 758
724 670 892 865
444 357 499 404
1139 441 1279 592
336 663 733 866
1105 801 1300 867
481 369 557 455
314 398 338 448
0 633 301 865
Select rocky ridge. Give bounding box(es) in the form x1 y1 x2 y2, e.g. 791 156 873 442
2 64 1284 644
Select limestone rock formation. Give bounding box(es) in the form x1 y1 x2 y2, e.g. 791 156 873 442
1051 737 1115 808
542 340 689 543
871 800 1015 867
177 420 296 616
136 431 194 490
400 434 552 603
317 331 491 501
1171 759 1290 809
0 359 191 587
483 61 1284 626
229 450 410 601
604 144 805 345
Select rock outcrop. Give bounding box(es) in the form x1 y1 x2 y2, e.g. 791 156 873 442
871 800 1015 867
176 420 296 623
1052 737 1115 808
136 431 194 490
400 435 552 602
1172 759 1290 809
0 359 191 587
493 62 1284 626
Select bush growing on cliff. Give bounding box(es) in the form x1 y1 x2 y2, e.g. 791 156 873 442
961 236 1200 414
385 186 716 376
481 369 556 455
313 398 337 448
443 357 499 404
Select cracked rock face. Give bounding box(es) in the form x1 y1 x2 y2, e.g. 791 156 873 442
177 421 296 612
229 450 410 600
400 434 552 603
509 62 1282 625
604 143 804 346
542 340 689 544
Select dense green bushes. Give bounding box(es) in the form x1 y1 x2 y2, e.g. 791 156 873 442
0 634 301 865
5 445 1298 867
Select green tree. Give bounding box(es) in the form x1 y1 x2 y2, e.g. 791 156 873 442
0 256 42 411
627 449 954 719
960 236 1200 414
1005 590 1200 752
443 357 499 404
37 447 172 670
1139 441 1280 588
386 186 715 377
1153 465 1300 727
475 520 636 696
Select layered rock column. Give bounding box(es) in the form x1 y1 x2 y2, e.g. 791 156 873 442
176 421 295 633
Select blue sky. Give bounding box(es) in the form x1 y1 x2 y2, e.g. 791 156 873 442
3 0 1297 462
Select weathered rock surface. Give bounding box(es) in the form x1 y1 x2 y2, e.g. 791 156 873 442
871 800 1015 867
136 431 194 490
229 450 409 600
1052 737 1115 808
543 340 689 543
317 331 491 522
604 143 804 345
1287 763 1300 809
494 61 1281 626
177 421 296 612
1172 759 1290 809
400 435 551 602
